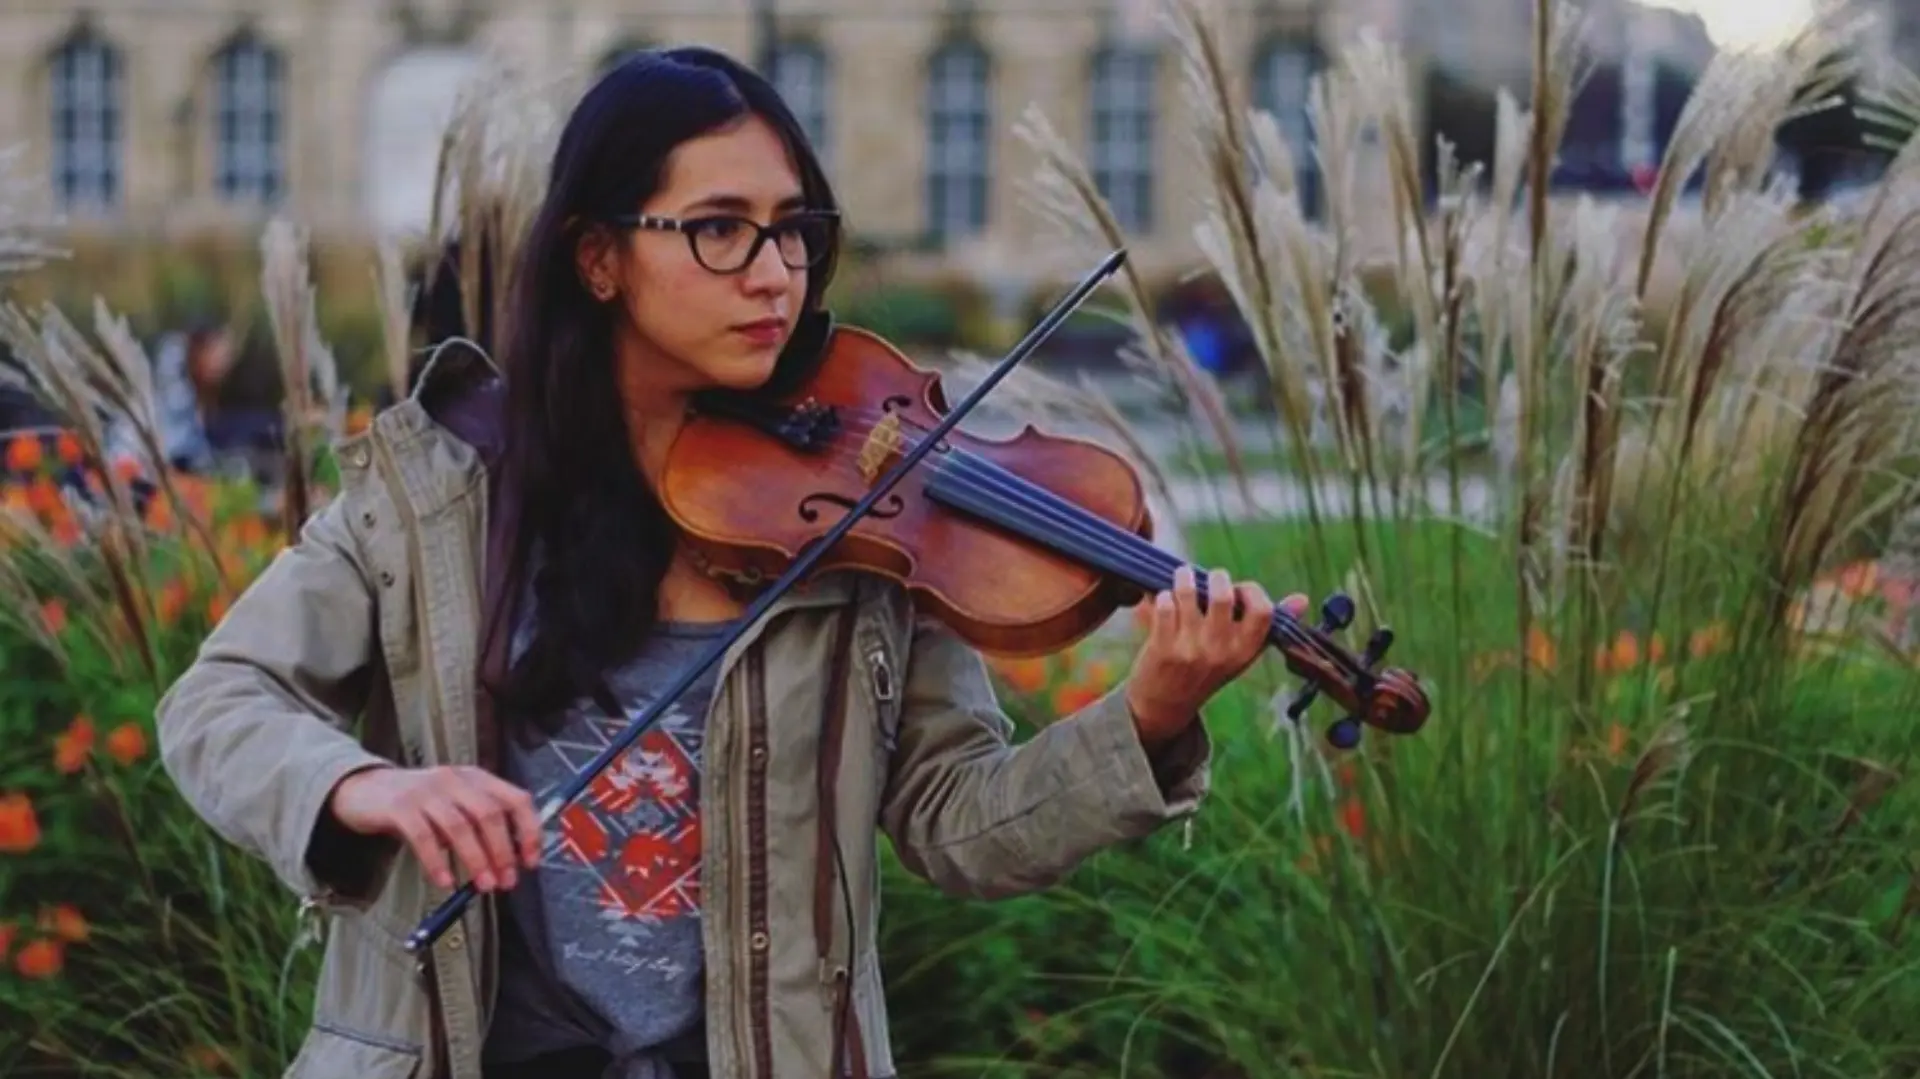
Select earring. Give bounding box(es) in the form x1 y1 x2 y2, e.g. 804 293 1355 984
591 281 613 301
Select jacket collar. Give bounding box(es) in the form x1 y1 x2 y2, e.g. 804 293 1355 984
345 347 864 617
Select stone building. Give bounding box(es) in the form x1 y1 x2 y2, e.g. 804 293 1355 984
0 0 1724 290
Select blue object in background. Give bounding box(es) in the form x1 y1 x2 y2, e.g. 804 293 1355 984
1182 316 1228 375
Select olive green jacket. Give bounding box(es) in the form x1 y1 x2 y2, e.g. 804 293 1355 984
154 359 1213 1079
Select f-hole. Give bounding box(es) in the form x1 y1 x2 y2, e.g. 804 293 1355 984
798 492 906 522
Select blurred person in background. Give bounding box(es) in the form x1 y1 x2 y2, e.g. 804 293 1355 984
153 321 236 473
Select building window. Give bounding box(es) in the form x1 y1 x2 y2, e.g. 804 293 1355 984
1252 38 1318 212
47 29 123 211
212 34 286 204
925 39 990 240
1089 45 1157 233
773 41 830 163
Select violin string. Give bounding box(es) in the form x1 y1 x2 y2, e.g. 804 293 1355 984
784 406 1344 670
911 428 1341 664
807 407 1333 660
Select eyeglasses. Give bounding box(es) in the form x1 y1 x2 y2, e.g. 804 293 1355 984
608 209 840 275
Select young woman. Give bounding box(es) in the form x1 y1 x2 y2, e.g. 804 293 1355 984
157 46 1304 1079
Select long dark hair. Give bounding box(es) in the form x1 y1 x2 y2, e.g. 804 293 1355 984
487 46 842 729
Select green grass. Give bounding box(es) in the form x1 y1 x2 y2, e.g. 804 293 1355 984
876 517 1920 1078
8 1 1920 1075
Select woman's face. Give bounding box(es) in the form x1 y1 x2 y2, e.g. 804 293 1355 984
580 113 818 403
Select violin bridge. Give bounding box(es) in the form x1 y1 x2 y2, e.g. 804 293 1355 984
857 412 905 484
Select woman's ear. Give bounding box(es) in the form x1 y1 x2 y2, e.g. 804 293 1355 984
573 225 620 302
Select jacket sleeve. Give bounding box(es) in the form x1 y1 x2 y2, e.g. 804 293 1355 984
155 497 401 907
877 617 1212 900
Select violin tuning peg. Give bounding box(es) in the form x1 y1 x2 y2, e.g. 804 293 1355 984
1284 682 1321 721
1325 716 1363 750
1362 627 1394 668
1316 593 1356 633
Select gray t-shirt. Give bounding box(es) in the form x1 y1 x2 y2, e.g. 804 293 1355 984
482 601 734 1079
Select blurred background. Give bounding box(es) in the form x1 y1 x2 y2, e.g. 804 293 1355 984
6 3 1920 1077
1 0 1909 475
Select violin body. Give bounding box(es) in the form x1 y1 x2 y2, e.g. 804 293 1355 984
661 317 1428 743
660 325 1156 658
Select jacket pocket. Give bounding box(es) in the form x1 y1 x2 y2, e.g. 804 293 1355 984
284 1024 422 1079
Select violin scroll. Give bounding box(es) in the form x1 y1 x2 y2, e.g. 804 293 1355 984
1280 591 1429 750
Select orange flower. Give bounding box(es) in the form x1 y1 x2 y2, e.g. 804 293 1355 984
346 405 374 435
104 722 147 765
25 476 61 516
14 937 63 978
184 1045 233 1073
4 434 42 472
1078 658 1116 691
1338 796 1367 839
0 485 30 515
40 598 66 636
155 578 189 626
1606 722 1630 759
53 431 82 466
53 714 94 775
1050 680 1104 716
0 792 41 853
1688 623 1726 658
1525 626 1557 671
226 514 270 553
109 455 142 484
207 593 230 624
172 475 213 520
143 491 177 531
37 903 87 943
48 516 80 547
989 657 1050 694
1596 631 1642 674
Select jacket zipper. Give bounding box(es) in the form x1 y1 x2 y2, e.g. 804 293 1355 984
742 649 774 1078
816 609 864 1079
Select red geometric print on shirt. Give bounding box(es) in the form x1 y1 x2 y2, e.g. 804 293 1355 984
545 718 703 924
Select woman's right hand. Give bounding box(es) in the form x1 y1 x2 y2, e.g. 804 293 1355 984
326 765 543 892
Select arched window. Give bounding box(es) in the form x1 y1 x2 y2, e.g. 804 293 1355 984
924 38 990 239
211 32 287 203
1088 44 1157 232
47 27 123 210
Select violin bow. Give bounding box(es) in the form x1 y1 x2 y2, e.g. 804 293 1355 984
404 248 1131 956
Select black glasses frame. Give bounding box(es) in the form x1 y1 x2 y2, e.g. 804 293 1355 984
607 209 840 274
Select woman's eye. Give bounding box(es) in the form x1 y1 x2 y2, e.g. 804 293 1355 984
695 219 745 240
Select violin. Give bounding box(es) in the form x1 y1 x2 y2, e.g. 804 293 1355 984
405 249 1427 956
660 325 1430 746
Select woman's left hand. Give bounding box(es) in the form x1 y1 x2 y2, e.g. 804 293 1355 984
1125 565 1308 749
